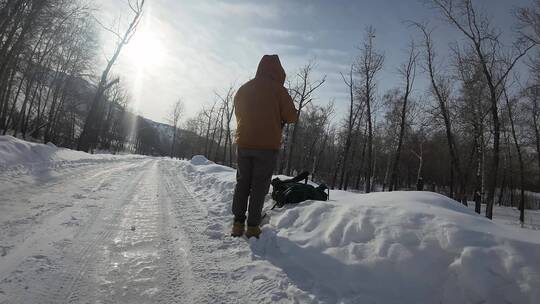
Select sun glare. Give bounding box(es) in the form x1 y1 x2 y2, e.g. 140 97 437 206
125 5 167 144
125 29 165 67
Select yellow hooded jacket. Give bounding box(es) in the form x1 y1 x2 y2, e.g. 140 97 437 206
234 55 298 150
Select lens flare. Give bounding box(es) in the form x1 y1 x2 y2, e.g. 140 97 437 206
125 3 165 150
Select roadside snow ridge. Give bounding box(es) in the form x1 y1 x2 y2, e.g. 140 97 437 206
184 159 540 304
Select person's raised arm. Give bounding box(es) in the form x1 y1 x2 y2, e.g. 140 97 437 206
280 87 298 124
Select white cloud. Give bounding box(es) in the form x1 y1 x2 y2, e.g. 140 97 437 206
194 1 278 20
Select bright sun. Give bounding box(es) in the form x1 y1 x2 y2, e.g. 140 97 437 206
125 29 165 68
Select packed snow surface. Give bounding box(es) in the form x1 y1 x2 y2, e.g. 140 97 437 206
1 136 539 303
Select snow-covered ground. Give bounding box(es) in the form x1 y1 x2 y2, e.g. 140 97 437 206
466 201 540 230
1 136 539 303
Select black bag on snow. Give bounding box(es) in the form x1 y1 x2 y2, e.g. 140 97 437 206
270 171 329 209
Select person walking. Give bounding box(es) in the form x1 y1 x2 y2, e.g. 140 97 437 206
231 54 297 238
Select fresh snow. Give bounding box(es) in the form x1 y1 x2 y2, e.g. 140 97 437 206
1 136 539 303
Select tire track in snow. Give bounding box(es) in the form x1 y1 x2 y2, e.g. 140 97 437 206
160 161 242 303
0 159 152 304
62 160 157 304
0 159 152 278
80 160 192 303
0 159 152 248
154 160 198 303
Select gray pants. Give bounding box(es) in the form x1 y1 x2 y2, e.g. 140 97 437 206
232 148 278 226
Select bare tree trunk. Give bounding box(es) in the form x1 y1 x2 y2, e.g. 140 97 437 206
389 43 417 191
486 88 500 218
474 132 483 213
0 65 18 131
204 116 212 156
497 162 506 207
336 66 360 189
312 132 328 182
365 86 373 193
21 82 40 138
414 22 465 201
228 130 234 167
531 89 540 187
504 90 525 223
357 26 384 193
412 140 424 190
355 124 367 190
3 72 25 135
209 105 223 159
278 124 290 174
214 106 225 161
344 119 363 190
382 152 392 191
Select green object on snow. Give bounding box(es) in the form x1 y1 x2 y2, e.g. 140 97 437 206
270 171 329 209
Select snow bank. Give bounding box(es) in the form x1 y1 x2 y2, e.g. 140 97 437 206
190 155 214 166
0 135 142 174
181 159 540 304
182 157 236 220
259 191 540 303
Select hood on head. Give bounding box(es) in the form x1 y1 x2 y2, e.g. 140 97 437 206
255 54 286 85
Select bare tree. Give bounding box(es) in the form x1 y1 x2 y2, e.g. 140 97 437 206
356 26 384 193
213 104 226 161
285 60 326 175
310 103 335 181
168 98 184 158
502 88 525 224
389 41 418 191
332 64 362 189
455 52 490 211
412 21 467 202
527 86 540 185
78 0 145 152
216 85 235 166
202 100 218 156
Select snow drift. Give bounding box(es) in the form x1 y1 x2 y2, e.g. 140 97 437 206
0 135 142 174
181 157 540 304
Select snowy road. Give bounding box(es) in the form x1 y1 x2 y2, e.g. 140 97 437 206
2 136 540 304
0 158 245 304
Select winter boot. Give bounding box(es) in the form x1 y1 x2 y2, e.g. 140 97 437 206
245 226 261 239
231 221 245 237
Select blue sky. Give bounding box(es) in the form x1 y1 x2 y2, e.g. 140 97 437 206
95 0 531 124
